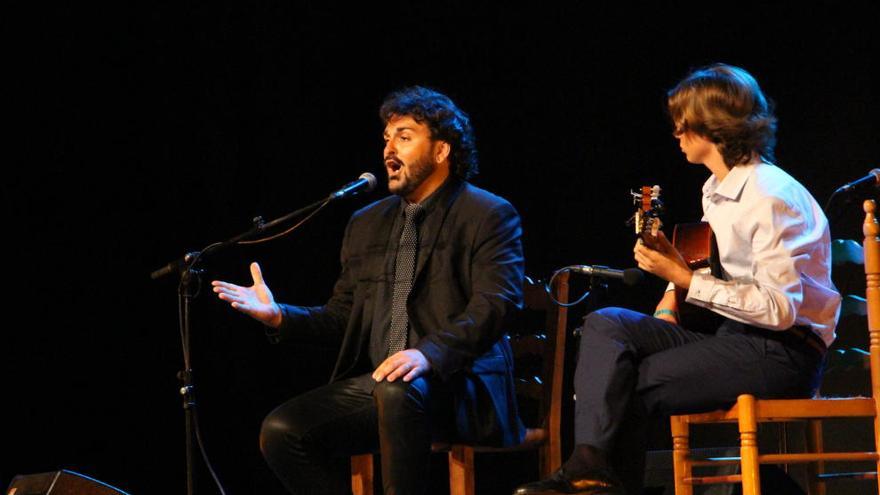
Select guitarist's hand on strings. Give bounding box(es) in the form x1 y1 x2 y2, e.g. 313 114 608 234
634 230 693 290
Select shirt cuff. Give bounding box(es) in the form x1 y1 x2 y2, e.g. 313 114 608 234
265 303 299 344
686 270 716 305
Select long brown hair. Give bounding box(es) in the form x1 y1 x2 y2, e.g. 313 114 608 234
668 64 777 167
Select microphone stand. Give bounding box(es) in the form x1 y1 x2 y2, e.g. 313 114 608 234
154 193 352 495
569 274 610 337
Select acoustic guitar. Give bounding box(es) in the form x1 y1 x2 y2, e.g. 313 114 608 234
630 185 723 329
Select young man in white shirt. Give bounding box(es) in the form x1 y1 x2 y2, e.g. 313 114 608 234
514 64 841 495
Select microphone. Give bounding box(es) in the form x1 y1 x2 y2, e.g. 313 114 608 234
150 251 199 280
570 265 644 286
329 173 377 200
834 168 880 194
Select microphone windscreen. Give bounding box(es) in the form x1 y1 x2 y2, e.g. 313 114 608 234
359 172 377 192
622 268 644 286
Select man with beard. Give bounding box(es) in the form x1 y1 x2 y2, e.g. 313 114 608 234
212 86 525 495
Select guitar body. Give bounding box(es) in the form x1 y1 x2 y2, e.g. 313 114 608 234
671 222 714 270
672 222 725 330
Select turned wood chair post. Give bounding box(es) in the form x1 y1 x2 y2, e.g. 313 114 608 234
865 200 880 494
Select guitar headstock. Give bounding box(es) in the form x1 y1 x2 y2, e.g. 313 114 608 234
629 185 663 239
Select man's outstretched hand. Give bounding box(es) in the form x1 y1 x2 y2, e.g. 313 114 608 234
212 262 283 328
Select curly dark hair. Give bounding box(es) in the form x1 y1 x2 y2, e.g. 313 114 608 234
379 86 479 180
667 64 777 167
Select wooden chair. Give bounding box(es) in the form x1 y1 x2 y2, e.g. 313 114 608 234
669 200 880 495
351 271 570 495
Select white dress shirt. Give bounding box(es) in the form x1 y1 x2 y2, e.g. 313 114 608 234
682 162 841 347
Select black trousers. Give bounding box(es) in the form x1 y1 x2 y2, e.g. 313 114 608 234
574 307 825 494
259 374 454 495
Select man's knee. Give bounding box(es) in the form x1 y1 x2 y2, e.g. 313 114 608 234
259 402 312 461
372 378 429 417
581 307 639 342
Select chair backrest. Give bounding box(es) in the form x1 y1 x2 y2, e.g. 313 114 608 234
861 200 880 405
833 239 868 318
820 206 879 394
508 271 569 433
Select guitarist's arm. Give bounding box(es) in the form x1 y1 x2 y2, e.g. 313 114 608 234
683 197 809 331
635 230 694 323
653 289 679 324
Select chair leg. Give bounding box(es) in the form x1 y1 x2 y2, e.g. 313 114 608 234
448 444 475 495
670 415 693 495
805 419 826 495
737 395 762 495
875 404 880 495
538 442 551 480
542 433 562 478
351 453 374 495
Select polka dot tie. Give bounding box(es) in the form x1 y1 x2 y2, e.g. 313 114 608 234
386 203 425 356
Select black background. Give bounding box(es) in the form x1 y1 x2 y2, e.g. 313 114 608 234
5 3 879 494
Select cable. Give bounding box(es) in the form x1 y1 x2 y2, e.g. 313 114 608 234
824 189 841 214
238 198 331 245
544 267 593 307
192 406 228 495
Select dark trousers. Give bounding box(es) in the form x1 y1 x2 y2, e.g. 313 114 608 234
574 307 825 494
259 374 453 495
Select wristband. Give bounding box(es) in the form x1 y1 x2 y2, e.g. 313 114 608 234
653 309 678 319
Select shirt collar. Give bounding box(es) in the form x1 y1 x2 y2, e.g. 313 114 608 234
703 163 759 201
399 175 454 217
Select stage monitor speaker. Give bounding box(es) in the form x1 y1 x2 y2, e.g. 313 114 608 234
6 470 129 495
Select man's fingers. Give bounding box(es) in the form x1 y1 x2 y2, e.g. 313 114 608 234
218 292 246 305
211 280 242 291
373 354 405 381
636 245 663 263
655 232 675 253
213 286 242 298
372 350 429 383
231 301 256 314
386 362 413 382
215 288 254 305
372 361 390 381
250 262 265 286
402 366 423 382
385 367 403 382
636 241 660 256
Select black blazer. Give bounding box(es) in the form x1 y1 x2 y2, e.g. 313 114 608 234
274 178 526 446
